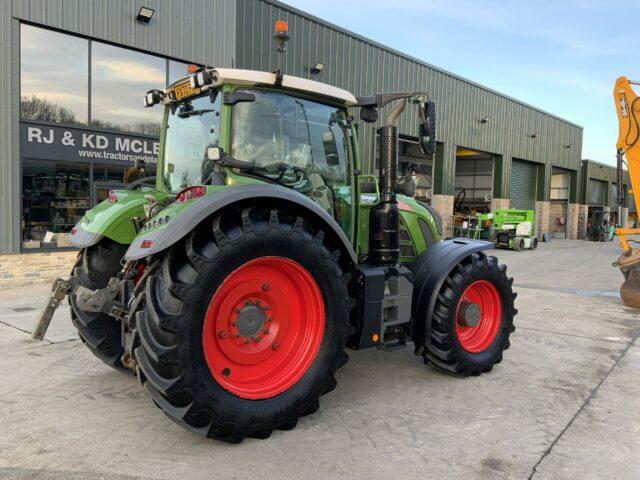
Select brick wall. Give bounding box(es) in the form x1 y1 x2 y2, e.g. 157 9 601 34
578 204 589 239
535 201 550 240
431 194 454 238
0 251 78 289
567 203 579 239
490 198 510 212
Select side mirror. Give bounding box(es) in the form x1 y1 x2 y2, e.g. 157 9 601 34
360 106 378 124
418 101 437 156
206 146 222 161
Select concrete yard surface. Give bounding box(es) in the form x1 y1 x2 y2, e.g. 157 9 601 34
0 239 639 479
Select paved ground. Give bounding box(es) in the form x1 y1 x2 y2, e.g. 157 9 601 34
0 239 639 480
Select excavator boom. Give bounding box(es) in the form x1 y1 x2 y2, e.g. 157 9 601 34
612 76 640 307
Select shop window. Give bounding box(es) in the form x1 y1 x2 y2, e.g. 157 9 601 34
22 160 90 250
20 24 89 125
91 42 165 135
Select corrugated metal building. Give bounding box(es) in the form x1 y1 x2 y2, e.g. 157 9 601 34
580 160 635 234
0 0 583 261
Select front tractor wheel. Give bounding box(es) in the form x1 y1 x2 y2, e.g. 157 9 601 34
132 207 353 441
424 254 516 375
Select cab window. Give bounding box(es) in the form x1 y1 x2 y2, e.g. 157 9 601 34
231 90 351 190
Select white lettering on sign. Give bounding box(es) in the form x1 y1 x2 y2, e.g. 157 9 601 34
27 126 54 144
96 135 108 149
115 137 130 151
82 134 95 148
130 139 143 153
24 123 160 164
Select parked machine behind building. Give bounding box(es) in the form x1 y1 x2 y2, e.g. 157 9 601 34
32 22 517 442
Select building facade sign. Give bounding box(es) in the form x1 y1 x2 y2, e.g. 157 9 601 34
21 121 159 165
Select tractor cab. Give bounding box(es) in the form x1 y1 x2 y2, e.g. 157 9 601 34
149 69 359 233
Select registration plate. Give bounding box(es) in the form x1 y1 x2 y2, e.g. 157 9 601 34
173 81 200 100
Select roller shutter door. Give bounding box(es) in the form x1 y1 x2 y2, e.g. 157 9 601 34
588 179 606 206
510 160 537 210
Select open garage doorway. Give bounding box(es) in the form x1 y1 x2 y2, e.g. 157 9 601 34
550 167 571 238
376 135 434 203
454 147 494 213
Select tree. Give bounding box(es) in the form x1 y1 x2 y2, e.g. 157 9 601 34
20 96 80 125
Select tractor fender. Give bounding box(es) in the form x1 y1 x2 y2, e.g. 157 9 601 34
124 183 357 263
410 238 493 347
69 189 161 248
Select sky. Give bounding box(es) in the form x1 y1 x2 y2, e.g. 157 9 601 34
284 0 640 166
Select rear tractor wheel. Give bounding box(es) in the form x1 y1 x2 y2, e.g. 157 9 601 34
423 253 516 376
70 238 129 370
131 207 354 441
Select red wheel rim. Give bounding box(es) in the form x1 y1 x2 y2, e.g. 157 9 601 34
455 280 502 353
202 256 325 399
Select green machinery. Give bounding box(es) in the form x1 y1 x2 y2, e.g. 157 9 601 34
588 210 615 242
31 21 516 442
492 209 538 251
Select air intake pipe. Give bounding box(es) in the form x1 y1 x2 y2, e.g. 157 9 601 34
369 99 406 264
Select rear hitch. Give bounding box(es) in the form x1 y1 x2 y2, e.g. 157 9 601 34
32 277 78 340
32 275 129 341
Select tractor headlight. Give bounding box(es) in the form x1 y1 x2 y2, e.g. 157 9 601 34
143 89 164 108
190 69 213 89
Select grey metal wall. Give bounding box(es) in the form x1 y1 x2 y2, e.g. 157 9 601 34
0 0 236 253
235 0 583 197
581 159 631 208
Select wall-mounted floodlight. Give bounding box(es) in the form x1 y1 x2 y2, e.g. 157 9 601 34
564 144 573 149
479 115 492 124
530 133 539 139
136 6 155 23
310 62 325 75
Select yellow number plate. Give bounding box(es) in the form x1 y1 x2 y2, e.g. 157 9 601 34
173 81 200 100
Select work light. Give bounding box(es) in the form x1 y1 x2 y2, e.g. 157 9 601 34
136 7 155 23
143 89 163 107
189 68 214 89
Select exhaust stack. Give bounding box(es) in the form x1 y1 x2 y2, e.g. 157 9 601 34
368 100 406 264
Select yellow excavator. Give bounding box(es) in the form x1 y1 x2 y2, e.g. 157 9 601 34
613 76 640 307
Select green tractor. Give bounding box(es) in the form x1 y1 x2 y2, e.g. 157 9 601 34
33 22 516 442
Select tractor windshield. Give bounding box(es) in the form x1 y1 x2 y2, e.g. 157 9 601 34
231 90 351 190
162 92 221 193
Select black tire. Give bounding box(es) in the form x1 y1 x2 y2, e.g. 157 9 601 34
423 253 516 376
132 206 354 442
513 237 521 251
531 237 538 250
70 239 129 370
